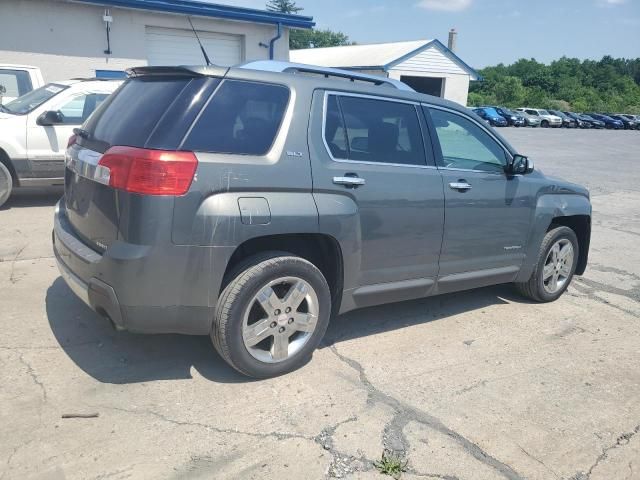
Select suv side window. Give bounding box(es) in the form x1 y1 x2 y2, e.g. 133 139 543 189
183 80 290 156
428 108 508 173
325 94 426 166
58 93 109 124
525 109 538 116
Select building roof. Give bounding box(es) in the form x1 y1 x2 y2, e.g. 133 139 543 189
70 0 315 29
290 39 480 79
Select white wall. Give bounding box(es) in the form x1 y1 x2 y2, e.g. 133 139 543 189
0 0 290 82
387 43 472 105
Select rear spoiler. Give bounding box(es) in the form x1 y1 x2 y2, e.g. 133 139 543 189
126 65 229 78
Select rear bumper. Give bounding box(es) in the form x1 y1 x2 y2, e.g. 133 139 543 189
53 201 233 335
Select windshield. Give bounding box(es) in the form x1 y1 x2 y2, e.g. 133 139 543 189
3 83 68 115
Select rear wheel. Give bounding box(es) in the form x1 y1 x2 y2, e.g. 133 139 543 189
212 253 331 378
516 226 578 302
0 162 13 208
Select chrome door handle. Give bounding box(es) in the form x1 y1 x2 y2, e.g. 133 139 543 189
449 181 472 191
333 176 366 187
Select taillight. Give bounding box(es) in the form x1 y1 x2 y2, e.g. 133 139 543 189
97 146 197 196
67 134 77 148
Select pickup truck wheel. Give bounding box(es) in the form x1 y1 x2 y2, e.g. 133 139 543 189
0 162 13 208
516 226 579 302
212 253 331 378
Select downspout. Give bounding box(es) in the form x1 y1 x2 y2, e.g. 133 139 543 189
268 23 283 60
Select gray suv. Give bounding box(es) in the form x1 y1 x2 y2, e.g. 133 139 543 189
53 61 591 378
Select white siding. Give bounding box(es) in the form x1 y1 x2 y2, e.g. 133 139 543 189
391 44 466 76
0 0 290 82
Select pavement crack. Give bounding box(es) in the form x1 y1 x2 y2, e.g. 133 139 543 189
570 424 640 480
88 404 312 442
314 415 371 478
515 442 560 479
18 353 47 402
328 344 525 480
8 244 28 284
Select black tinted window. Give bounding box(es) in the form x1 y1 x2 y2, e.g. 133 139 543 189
84 77 191 151
326 95 426 166
183 80 289 155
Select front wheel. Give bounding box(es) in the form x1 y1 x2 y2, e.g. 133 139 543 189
212 253 331 378
541 120 549 128
0 162 13 208
515 226 579 302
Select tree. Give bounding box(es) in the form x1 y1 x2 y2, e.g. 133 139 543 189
471 55 640 113
290 29 353 50
266 0 353 49
266 0 302 14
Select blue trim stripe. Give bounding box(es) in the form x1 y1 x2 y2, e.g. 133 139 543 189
74 0 315 29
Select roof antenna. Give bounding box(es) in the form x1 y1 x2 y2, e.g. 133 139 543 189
187 17 212 66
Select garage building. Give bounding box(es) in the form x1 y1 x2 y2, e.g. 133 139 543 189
0 0 314 81
290 37 480 105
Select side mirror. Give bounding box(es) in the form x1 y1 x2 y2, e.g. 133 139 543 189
507 154 533 175
36 110 64 126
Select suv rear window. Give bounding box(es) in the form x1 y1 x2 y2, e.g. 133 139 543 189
83 77 192 152
182 80 290 156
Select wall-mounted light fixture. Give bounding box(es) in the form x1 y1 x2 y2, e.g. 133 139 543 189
103 9 113 55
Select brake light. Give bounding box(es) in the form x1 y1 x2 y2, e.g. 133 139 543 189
97 146 197 196
67 134 77 148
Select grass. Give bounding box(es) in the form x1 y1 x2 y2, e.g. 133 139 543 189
373 450 409 479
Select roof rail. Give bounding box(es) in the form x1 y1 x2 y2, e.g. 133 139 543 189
238 61 414 91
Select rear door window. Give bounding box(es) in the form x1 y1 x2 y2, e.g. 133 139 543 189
182 80 290 155
324 94 426 166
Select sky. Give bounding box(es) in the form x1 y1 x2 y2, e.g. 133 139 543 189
211 0 640 68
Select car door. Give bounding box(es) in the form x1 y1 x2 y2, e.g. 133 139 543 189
424 105 534 292
308 90 445 309
26 91 108 179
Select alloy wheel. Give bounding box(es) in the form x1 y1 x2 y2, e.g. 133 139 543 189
542 239 574 294
242 276 320 363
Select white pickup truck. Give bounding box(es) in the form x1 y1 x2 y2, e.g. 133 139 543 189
0 65 45 104
0 78 121 207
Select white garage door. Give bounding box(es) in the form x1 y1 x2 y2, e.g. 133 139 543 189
145 26 243 67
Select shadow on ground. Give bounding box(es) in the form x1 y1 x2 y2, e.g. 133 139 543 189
46 277 526 385
1 187 63 210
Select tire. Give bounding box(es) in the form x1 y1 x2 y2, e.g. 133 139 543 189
541 120 549 128
516 226 579 302
0 161 13 208
212 252 332 378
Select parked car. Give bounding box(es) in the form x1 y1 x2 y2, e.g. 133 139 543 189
518 110 542 127
547 110 577 128
472 107 508 126
53 62 591 378
615 114 640 129
492 106 525 127
586 113 623 129
0 78 121 207
575 113 605 129
0 64 44 104
515 108 563 128
563 112 591 129
607 114 638 130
